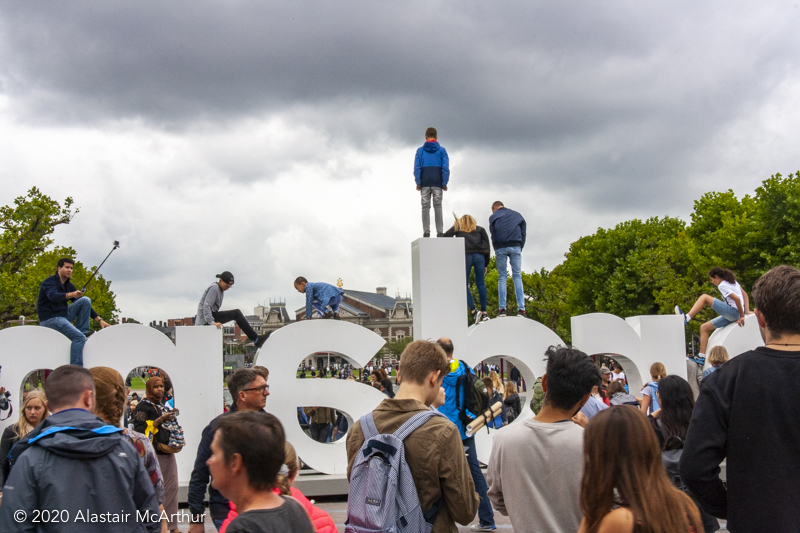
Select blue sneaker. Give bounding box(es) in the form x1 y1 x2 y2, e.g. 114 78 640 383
690 353 706 366
675 305 690 325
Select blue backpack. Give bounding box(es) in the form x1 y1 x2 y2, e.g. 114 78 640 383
346 410 445 533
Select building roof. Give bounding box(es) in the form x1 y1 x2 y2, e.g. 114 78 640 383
345 290 413 310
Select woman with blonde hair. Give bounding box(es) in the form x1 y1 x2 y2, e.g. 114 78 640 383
502 381 521 422
640 362 667 416
443 213 491 324
703 346 730 381
578 406 703 533
488 369 503 392
0 389 48 487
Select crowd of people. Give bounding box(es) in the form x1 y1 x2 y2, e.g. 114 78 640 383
1 265 798 532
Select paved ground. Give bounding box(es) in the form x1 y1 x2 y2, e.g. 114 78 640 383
176 499 728 532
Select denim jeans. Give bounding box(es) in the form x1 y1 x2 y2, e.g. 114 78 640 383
463 436 495 527
312 294 343 316
420 187 443 235
39 297 92 366
310 422 332 443
496 246 524 310
466 253 487 312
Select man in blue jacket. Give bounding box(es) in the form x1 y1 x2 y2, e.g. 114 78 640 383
36 257 110 366
488 201 527 317
0 365 160 533
414 127 450 237
436 337 496 531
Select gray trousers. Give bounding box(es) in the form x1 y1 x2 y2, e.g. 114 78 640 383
421 186 444 235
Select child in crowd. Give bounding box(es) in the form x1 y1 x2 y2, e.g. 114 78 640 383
639 362 667 416
577 406 703 533
702 345 730 380
607 381 639 406
220 441 335 533
482 377 507 428
294 277 344 320
209 412 314 533
676 267 752 365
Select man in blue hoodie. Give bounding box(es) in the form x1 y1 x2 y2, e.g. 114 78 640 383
436 338 496 531
414 127 450 238
488 201 527 317
0 365 160 532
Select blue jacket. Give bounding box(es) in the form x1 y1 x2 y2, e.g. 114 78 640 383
438 361 468 440
489 207 526 250
36 274 99 322
0 409 160 533
414 141 450 188
304 282 344 318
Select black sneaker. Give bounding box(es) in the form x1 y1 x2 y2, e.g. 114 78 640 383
498 309 506 317
255 331 271 349
518 309 527 318
322 311 334 319
436 232 444 237
333 312 341 320
423 232 431 238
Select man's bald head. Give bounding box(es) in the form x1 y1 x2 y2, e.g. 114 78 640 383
436 337 454 358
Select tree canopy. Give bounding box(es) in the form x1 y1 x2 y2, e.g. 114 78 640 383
0 188 118 326
470 171 800 342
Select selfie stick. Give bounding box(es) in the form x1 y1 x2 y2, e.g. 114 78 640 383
81 240 120 291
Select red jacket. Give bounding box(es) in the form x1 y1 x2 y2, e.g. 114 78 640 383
219 486 337 533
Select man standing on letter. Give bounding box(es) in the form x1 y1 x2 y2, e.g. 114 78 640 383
489 201 527 317
414 127 449 238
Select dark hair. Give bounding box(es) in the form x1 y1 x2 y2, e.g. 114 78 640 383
425 127 437 139
581 407 703 533
294 276 308 286
227 368 258 403
543 345 601 411
753 265 800 337
45 365 94 411
482 377 494 392
656 375 695 449
608 381 626 397
214 411 286 490
57 257 75 269
708 267 737 284
435 338 454 358
399 340 449 384
491 201 504 210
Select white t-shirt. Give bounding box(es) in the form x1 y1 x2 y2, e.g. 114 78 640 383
487 419 584 533
718 280 744 310
611 371 626 382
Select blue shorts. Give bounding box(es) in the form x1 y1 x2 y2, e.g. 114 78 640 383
710 298 740 328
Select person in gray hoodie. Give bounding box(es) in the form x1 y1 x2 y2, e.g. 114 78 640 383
0 365 161 533
196 271 269 349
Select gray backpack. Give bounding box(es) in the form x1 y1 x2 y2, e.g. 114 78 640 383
345 410 445 533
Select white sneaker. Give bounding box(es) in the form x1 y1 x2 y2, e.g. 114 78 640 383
474 311 483 325
480 313 490 323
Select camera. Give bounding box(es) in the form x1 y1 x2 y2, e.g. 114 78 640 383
0 390 10 411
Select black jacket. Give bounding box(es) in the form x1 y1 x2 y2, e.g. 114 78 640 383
443 226 491 265
0 425 19 486
36 274 99 322
503 394 521 422
0 408 160 532
188 405 235 520
488 207 526 250
680 347 800 532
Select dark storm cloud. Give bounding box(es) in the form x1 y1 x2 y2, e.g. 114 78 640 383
1 1 799 209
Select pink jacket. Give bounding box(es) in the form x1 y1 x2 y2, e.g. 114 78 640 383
219 486 337 533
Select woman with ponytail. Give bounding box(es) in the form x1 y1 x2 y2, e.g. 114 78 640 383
220 441 336 533
578 406 703 533
90 367 167 532
675 267 752 366
442 213 492 324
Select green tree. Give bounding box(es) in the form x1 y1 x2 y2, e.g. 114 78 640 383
0 188 118 325
385 336 413 359
752 172 800 272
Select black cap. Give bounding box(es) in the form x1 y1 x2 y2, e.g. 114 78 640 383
216 271 234 283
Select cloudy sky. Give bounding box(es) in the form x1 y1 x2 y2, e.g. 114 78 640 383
2 2 799 323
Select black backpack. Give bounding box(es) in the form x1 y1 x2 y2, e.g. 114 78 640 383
455 361 489 425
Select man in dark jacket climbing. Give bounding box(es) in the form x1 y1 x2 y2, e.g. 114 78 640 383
489 201 527 317
414 127 450 237
0 365 160 533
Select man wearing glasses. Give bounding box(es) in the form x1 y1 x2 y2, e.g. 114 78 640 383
195 271 269 350
187 368 270 532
